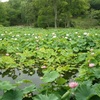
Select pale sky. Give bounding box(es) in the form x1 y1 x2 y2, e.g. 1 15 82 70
0 0 9 2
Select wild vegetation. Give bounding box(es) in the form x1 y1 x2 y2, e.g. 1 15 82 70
0 0 100 99
0 0 100 28
0 27 100 100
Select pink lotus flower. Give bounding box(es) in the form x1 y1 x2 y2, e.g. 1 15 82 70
41 66 47 69
89 63 95 67
69 82 78 88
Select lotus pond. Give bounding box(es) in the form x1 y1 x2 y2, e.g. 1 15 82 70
0 26 100 100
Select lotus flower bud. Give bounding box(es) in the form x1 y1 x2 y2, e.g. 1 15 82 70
69 82 78 88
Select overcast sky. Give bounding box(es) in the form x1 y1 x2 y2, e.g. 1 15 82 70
0 0 9 2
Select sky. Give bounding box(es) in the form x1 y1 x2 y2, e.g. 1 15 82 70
0 0 9 2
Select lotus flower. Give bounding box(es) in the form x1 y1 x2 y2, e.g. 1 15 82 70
41 66 47 69
69 82 78 88
89 63 95 67
6 53 9 56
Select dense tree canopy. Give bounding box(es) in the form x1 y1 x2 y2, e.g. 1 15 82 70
0 0 100 28
89 0 100 10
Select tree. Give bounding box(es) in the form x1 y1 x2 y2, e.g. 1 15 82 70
52 0 59 28
36 0 54 28
0 2 9 26
59 0 90 27
8 0 22 25
89 0 100 10
0 0 96 28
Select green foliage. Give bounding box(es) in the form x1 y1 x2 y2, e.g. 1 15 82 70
61 91 71 100
73 18 98 28
0 81 16 91
0 0 99 28
92 84 100 97
89 10 100 26
89 95 100 100
0 2 9 26
89 0 100 10
0 27 100 99
42 71 60 83
0 80 36 100
56 77 66 85
0 24 4 27
33 94 61 100
0 56 17 68
22 85 36 94
2 90 23 100
75 83 94 100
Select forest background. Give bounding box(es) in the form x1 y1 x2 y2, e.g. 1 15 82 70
0 0 100 28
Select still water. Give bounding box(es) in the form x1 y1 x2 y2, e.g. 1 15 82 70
0 68 42 87
0 68 43 96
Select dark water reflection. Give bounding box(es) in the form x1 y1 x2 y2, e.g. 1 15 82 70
0 67 78 88
0 68 43 87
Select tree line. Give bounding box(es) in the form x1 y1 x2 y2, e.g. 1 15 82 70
0 0 100 28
